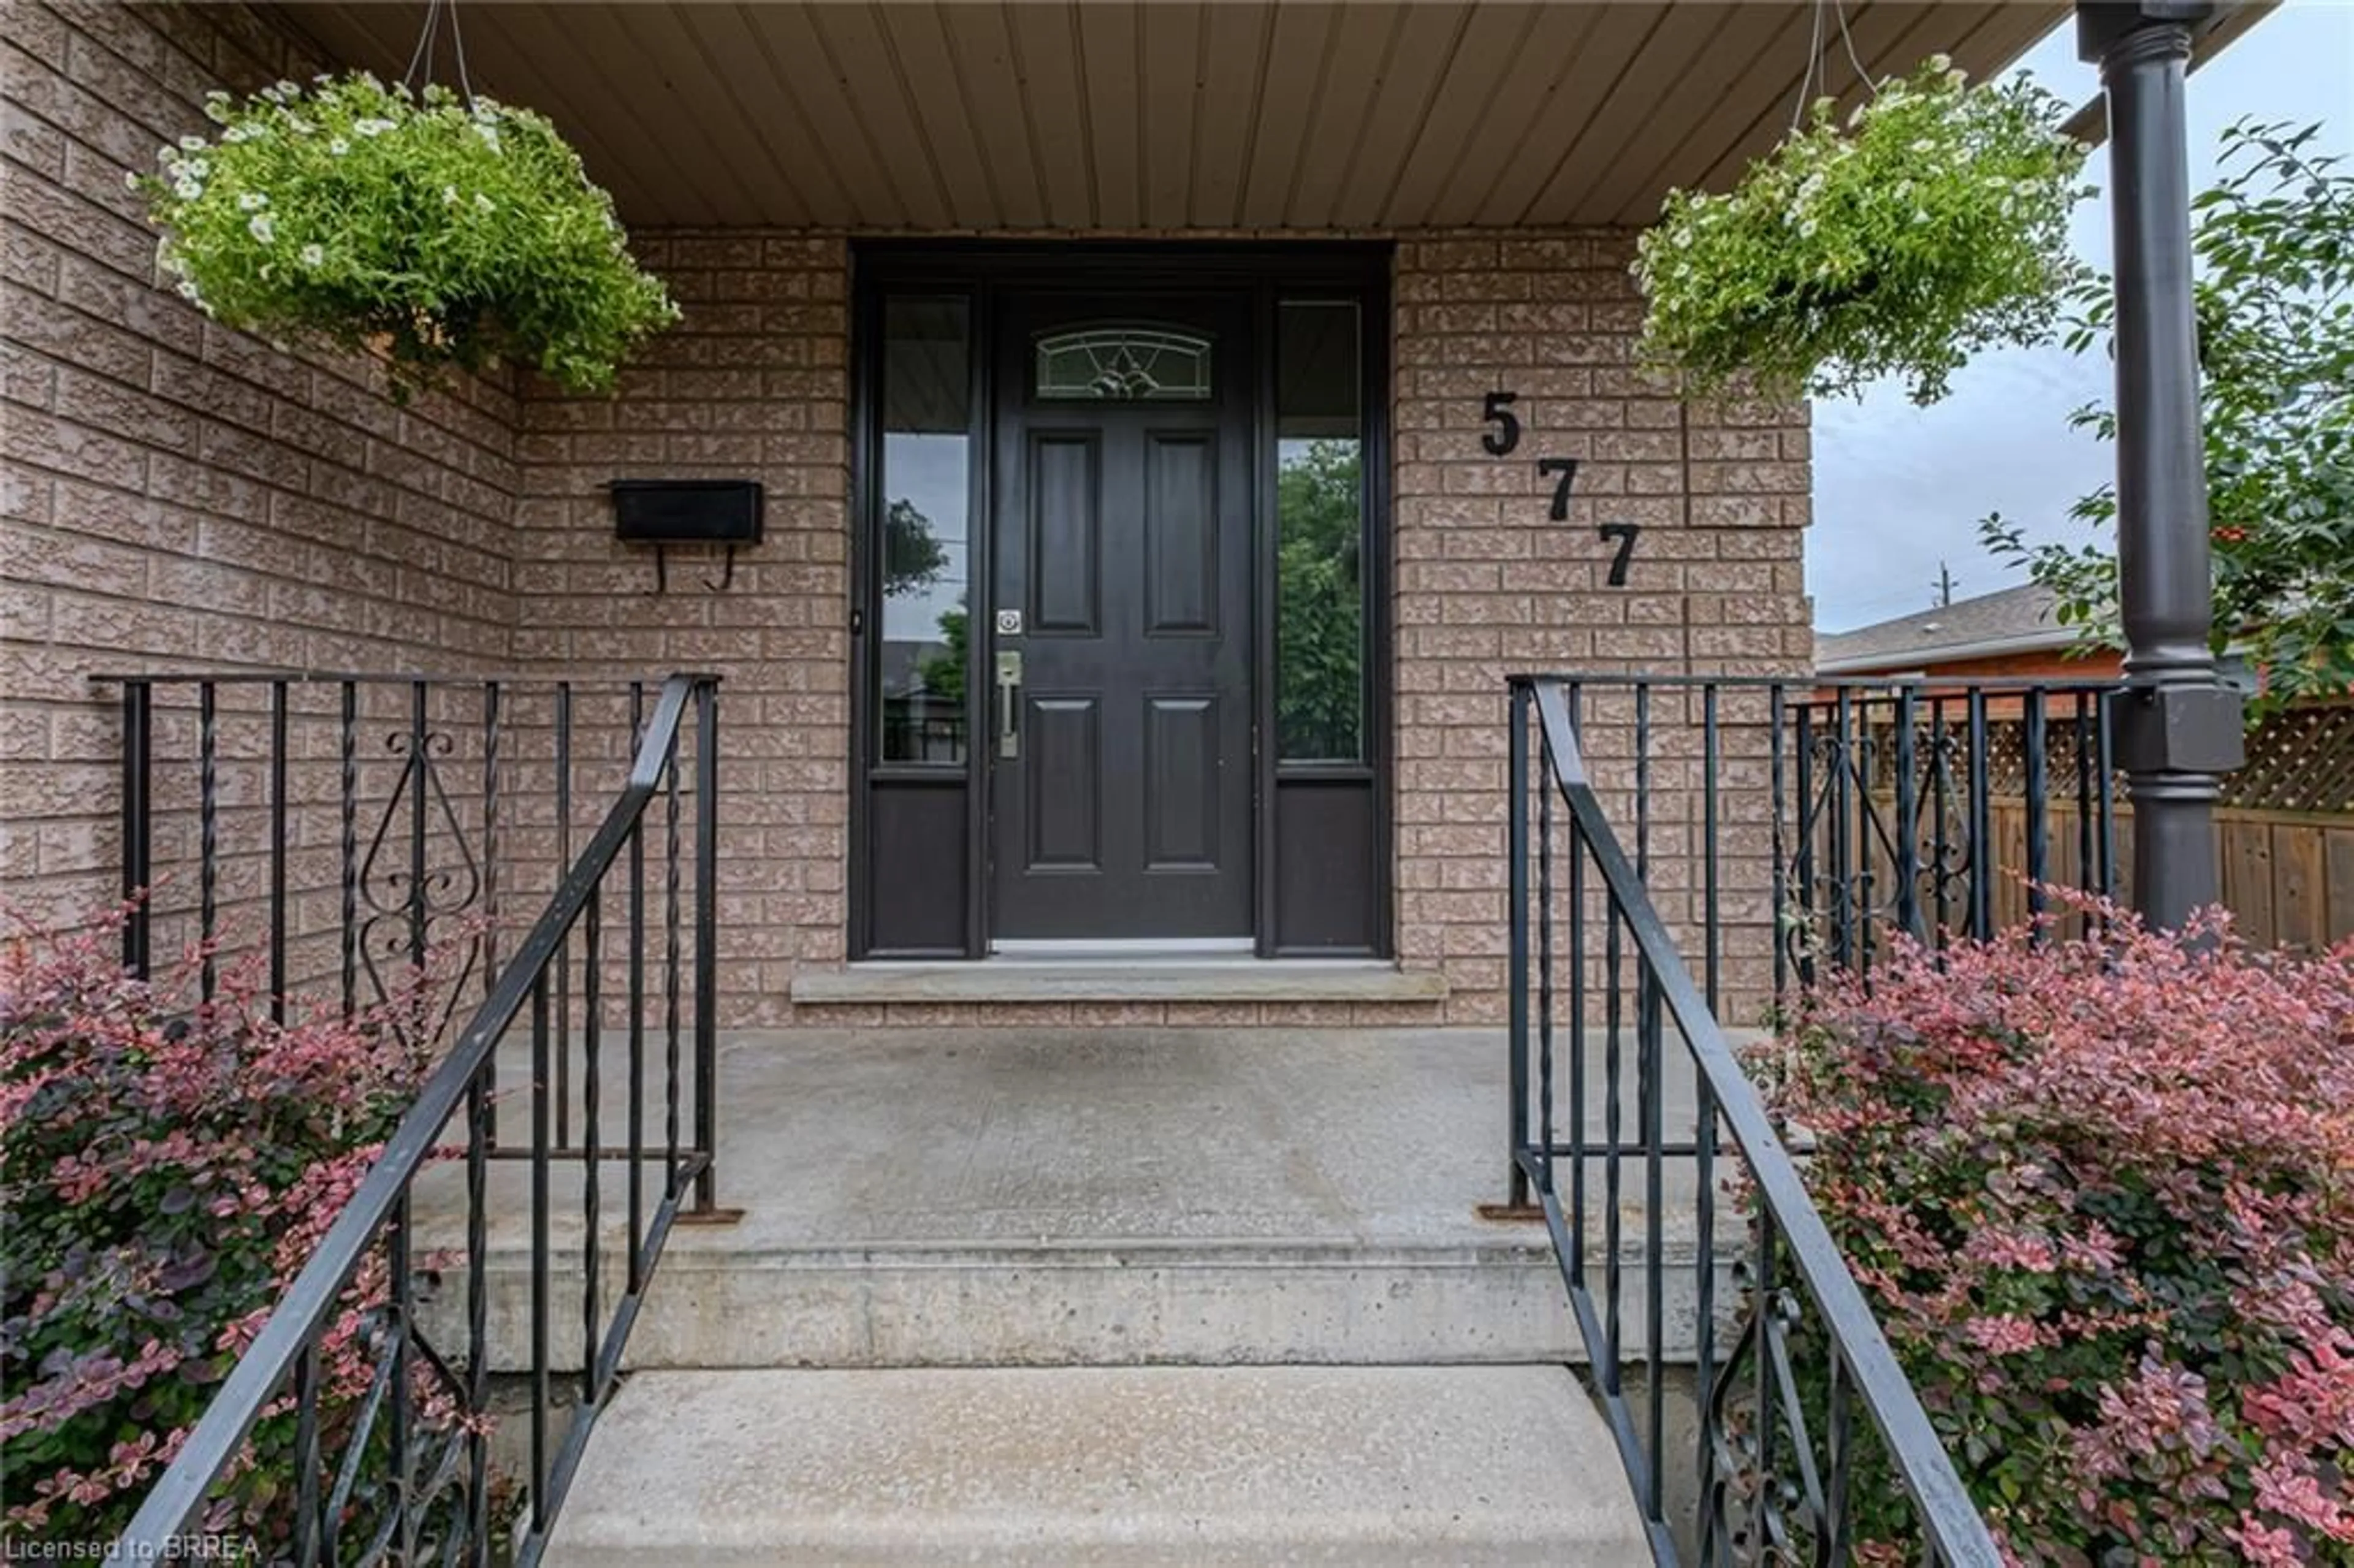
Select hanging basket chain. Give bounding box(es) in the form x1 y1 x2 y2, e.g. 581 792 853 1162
403 0 476 108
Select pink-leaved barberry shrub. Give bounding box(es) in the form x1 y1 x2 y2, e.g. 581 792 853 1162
1754 896 2354 1566
0 912 441 1547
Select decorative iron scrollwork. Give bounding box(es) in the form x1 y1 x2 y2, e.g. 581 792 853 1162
357 727 482 1041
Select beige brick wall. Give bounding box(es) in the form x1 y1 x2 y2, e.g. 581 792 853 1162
1392 234 1810 1022
2 1 525 949
2 2 1810 1027
512 232 850 1029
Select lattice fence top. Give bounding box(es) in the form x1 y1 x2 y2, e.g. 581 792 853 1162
1862 697 2354 816
2230 699 2354 814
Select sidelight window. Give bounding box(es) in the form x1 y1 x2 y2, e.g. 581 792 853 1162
878 296 973 765
1274 300 1365 763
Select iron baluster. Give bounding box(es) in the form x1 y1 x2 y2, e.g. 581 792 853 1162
1507 680 1532 1208
582 869 603 1404
1830 689 1853 971
1792 702 1817 988
1894 687 1921 945
2025 688 2051 935
121 681 152 977
341 680 359 1019
270 680 289 1021
2076 691 2098 933
1537 703 1555 1200
1930 698 1952 943
665 736 684 1199
1769 683 1788 1001
199 680 217 1007
483 680 501 1151
693 680 720 1213
1703 685 1721 1013
1967 690 1992 941
629 682 649 1290
556 681 573 1151
530 967 552 1534
409 680 429 977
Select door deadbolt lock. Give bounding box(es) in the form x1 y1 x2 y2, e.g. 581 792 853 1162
995 650 1023 759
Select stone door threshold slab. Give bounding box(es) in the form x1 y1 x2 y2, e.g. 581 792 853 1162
790 959 1449 1005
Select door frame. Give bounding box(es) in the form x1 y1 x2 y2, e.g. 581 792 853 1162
849 240 1393 961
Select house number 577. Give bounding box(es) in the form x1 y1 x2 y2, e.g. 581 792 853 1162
1476 391 1642 587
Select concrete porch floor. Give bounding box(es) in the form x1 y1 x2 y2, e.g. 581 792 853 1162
421 1026 1713 1369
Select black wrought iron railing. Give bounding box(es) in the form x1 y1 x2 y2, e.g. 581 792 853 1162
105 669 720 1189
108 671 722 1563
1507 674 2009 1566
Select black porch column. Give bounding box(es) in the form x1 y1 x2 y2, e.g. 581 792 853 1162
2077 1 2243 930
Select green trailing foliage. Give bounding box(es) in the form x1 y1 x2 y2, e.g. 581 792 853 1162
1986 121 2354 714
135 72 678 399
1636 56 2090 405
1276 440 1365 761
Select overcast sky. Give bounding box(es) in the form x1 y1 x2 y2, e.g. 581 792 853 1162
1810 1 2354 633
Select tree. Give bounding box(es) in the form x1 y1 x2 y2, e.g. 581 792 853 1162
883 498 948 599
917 603 966 707
1986 121 2354 713
1276 440 1365 759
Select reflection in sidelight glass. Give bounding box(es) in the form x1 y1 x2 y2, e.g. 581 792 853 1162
879 297 972 764
1276 301 1363 762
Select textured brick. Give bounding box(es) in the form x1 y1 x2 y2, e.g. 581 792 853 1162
7 13 1812 1032
1391 230 1810 1022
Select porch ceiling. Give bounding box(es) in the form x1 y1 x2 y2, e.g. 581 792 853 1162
268 1 2062 232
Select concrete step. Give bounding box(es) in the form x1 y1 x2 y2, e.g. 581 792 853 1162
544 1366 1654 1566
416 1027 1716 1369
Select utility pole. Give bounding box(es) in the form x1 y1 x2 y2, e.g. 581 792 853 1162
2077 0 2244 930
1932 561 1957 607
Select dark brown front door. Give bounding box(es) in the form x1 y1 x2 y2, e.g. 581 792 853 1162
988 294 1254 941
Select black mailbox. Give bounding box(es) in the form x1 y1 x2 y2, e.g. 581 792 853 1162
609 479 763 545
609 479 763 592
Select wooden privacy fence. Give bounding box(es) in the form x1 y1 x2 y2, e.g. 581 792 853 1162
1843 696 2354 953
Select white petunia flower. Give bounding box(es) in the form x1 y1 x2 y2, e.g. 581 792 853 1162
355 118 395 137
329 137 349 156
179 134 207 151
1910 139 1936 154
473 192 494 212
237 191 268 211
299 243 325 267
248 213 274 243
442 184 459 203
124 170 141 191
173 177 202 200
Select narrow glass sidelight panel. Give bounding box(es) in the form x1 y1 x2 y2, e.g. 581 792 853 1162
1035 325 1213 401
879 296 972 764
1276 300 1364 762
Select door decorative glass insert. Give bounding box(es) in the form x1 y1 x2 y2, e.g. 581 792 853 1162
1034 325 1213 402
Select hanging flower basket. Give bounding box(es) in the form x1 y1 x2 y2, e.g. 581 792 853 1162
135 73 679 398
1633 57 2090 405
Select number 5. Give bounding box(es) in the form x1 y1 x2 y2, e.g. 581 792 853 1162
1480 391 1520 457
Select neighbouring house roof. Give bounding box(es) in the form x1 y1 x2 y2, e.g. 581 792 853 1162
1815 583 2070 674
269 1 2064 230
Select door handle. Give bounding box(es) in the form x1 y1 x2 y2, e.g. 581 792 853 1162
995 650 1023 759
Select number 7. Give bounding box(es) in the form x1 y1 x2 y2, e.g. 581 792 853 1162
1598 522 1641 587
1537 457 1578 520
